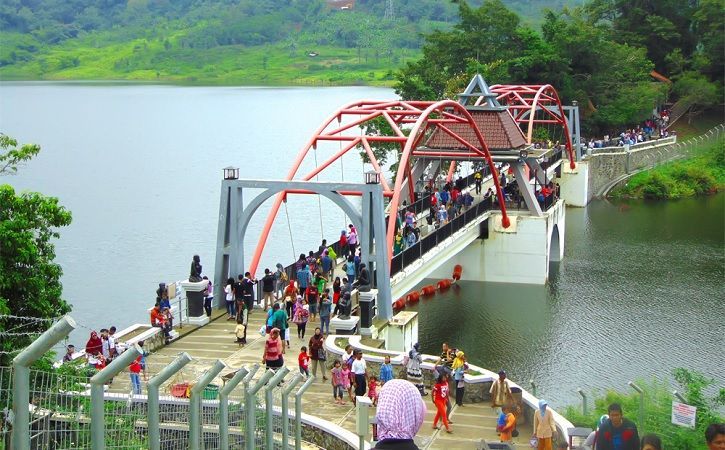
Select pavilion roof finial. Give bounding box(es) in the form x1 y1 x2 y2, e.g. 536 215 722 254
458 74 504 110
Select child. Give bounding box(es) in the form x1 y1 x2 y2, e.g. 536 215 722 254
499 405 516 443
432 374 452 433
341 360 353 402
298 346 310 378
234 317 246 346
330 360 346 405
292 298 309 339
379 355 394 385
367 375 379 406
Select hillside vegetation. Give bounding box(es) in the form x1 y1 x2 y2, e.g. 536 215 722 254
611 139 725 200
0 0 582 84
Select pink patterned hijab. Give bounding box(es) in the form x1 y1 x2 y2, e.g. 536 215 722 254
375 379 427 441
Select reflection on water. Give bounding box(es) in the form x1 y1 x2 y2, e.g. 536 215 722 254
408 194 725 405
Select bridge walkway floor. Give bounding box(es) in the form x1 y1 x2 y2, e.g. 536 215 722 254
107 310 533 449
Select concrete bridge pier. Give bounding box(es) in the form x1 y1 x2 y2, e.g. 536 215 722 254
558 159 590 207
428 200 566 285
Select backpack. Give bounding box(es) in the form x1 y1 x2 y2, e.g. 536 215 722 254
233 281 244 299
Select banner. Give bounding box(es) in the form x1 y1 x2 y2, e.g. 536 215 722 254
671 401 696 429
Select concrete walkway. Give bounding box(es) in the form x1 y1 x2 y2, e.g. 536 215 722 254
110 307 533 449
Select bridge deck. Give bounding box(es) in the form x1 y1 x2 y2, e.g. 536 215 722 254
113 310 533 449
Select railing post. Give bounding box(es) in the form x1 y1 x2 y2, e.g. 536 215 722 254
189 359 225 450
295 376 316 450
672 390 687 403
218 366 249 450
356 395 373 450
281 374 304 450
245 370 275 450
11 316 76 450
89 343 143 450
628 381 644 431
577 388 588 415
265 367 290 448
530 380 537 397
148 352 193 450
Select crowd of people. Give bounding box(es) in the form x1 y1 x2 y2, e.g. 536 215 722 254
79 326 148 395
388 340 725 450
585 110 673 150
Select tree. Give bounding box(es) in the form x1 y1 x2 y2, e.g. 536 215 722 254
672 71 718 124
0 133 40 175
0 135 72 366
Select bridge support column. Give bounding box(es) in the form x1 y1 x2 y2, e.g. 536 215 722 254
479 202 565 284
558 160 590 207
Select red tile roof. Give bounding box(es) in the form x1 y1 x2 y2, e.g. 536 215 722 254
423 109 527 151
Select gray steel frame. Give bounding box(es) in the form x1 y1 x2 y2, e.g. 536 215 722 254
214 178 393 321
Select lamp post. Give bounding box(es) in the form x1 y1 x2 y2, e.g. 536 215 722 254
365 170 380 185
223 166 239 180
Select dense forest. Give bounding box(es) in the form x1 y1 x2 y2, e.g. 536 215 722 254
395 0 723 133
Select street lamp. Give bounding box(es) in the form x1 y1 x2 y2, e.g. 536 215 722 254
223 166 239 180
365 171 380 185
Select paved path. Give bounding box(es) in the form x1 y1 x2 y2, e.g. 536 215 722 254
108 307 533 449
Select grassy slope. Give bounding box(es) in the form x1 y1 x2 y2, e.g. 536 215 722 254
0 30 415 85
611 139 725 200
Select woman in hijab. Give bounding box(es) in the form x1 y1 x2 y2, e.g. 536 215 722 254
373 379 427 449
85 331 102 356
533 399 557 450
405 343 426 396
451 351 467 406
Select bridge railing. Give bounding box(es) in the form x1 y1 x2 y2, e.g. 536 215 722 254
390 196 494 276
588 135 677 155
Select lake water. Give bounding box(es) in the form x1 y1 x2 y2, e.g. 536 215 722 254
1 83 723 406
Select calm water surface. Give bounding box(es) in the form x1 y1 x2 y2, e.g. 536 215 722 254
1 83 722 406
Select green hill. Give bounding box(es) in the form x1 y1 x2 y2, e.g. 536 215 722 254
0 0 583 84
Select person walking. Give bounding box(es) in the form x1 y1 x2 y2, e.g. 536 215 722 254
595 403 640 450
351 349 367 402
344 257 356 284
224 277 236 320
331 360 346 405
296 264 312 297
129 355 143 395
262 328 285 371
261 269 275 309
292 296 309 339
499 405 516 444
347 224 358 256
274 263 287 299
451 351 467 406
298 346 310 379
489 370 512 414
241 272 257 312
339 230 349 258
202 276 213 317
406 343 427 396
533 399 558 450
271 303 289 346
319 292 332 335
308 327 328 381
432 373 452 433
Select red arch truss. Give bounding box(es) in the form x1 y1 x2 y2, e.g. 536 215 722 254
248 99 510 275
489 84 576 170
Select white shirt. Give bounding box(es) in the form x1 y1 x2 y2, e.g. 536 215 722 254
351 358 367 375
225 284 234 301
